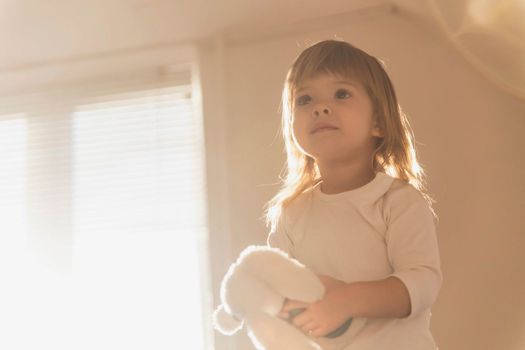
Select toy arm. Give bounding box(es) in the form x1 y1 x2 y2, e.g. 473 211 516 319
213 304 243 335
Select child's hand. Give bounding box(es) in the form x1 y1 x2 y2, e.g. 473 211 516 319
278 275 352 338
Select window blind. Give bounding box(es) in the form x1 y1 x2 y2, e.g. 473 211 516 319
0 71 210 350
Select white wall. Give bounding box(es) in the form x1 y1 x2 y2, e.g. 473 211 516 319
202 7 525 350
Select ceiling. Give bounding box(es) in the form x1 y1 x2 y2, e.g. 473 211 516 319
1 0 523 99
0 0 432 69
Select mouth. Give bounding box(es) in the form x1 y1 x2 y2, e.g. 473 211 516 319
311 124 338 134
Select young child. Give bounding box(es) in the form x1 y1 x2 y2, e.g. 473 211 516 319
266 40 442 349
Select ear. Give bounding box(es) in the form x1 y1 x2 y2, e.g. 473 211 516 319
371 122 383 138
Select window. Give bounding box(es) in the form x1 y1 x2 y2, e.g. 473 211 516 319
0 59 211 350
0 114 28 274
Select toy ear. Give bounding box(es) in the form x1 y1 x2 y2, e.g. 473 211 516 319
213 305 243 335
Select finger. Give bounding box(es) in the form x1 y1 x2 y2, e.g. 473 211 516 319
281 300 309 312
278 306 296 319
292 309 313 328
309 326 324 338
300 320 317 334
282 299 308 310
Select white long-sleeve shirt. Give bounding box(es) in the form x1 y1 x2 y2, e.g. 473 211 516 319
268 171 442 350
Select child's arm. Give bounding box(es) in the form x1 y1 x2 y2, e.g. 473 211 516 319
279 275 410 337
336 276 411 318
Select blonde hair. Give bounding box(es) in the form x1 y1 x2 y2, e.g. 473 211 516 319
265 39 436 233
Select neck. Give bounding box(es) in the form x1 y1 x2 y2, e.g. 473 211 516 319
316 156 376 194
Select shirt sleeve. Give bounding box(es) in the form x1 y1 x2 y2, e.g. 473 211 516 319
267 209 294 256
384 184 443 318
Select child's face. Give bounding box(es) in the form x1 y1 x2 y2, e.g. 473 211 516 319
291 72 382 164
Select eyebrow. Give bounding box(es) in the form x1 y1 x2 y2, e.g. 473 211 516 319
295 80 360 94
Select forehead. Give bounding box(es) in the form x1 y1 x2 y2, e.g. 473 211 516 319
294 73 364 93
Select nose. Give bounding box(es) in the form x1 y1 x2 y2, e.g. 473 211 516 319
312 104 331 118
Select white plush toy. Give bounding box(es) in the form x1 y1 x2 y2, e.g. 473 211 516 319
213 245 366 350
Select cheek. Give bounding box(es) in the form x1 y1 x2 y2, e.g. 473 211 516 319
336 122 373 150
291 113 307 136
291 115 311 152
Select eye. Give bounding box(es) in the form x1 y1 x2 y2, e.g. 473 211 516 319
295 94 312 106
335 89 351 99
